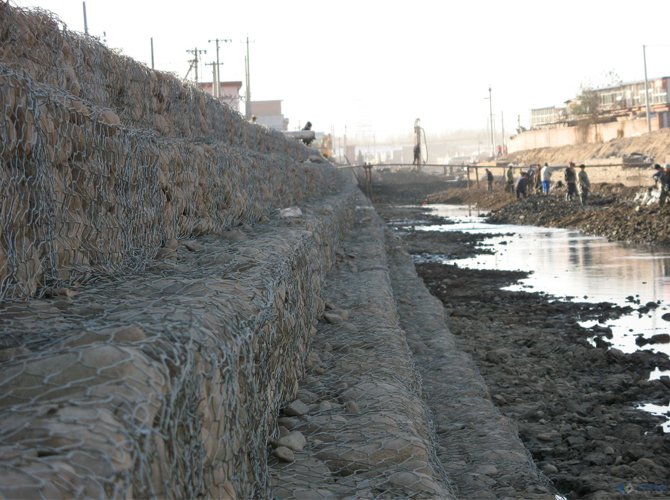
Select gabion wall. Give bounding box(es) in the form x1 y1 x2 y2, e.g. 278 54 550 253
0 4 325 299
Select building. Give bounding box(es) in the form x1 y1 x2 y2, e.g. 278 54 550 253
510 77 670 153
531 106 567 128
249 100 289 131
530 77 670 131
198 81 243 112
589 77 670 128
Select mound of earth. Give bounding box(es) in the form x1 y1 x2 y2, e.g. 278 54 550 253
504 128 670 166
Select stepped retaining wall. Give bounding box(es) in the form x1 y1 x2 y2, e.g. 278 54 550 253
0 5 323 299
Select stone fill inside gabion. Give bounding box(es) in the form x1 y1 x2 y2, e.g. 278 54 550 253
0 187 356 499
0 4 325 299
0 3 353 498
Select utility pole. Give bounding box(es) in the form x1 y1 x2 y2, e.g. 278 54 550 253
244 36 255 120
344 125 348 164
208 38 231 98
186 47 206 84
150 38 155 70
501 111 505 152
82 2 89 36
643 44 652 133
206 62 216 95
486 118 491 155
488 85 494 156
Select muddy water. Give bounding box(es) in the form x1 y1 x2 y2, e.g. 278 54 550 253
398 204 670 427
409 204 670 357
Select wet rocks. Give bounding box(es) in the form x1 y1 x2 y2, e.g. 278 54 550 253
480 187 670 246
410 259 670 500
635 333 670 346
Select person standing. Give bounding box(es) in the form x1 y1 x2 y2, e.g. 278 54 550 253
526 166 536 193
660 164 670 206
412 143 421 167
486 169 494 191
541 163 552 195
506 167 514 193
534 164 542 192
653 164 663 186
578 165 590 205
565 162 577 201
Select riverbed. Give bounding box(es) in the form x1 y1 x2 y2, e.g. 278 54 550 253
384 203 670 435
376 201 670 498
413 204 670 360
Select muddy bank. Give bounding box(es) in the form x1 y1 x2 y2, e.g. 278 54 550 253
375 204 670 500
370 170 461 204
486 189 670 246
503 128 670 166
375 205 494 260
423 182 670 246
419 262 670 500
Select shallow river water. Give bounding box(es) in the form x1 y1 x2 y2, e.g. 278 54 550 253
395 204 670 425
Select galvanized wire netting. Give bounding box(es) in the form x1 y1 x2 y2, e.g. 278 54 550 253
268 201 456 499
0 195 354 498
0 4 352 497
0 4 304 155
0 63 332 299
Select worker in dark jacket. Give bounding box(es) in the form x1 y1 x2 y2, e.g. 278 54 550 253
564 162 577 201
660 164 670 206
302 121 313 145
653 164 663 185
486 169 494 191
515 172 529 199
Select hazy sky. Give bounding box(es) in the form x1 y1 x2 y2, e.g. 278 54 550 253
15 0 670 143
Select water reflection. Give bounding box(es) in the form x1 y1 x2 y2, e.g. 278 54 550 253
414 205 670 361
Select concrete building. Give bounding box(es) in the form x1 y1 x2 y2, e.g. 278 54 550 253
531 106 567 128
511 77 670 153
198 81 243 112
249 100 289 131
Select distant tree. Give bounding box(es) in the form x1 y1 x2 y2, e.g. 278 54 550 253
569 86 601 143
569 86 600 118
569 70 622 143
356 150 364 165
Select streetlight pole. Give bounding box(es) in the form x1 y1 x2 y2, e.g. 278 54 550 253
643 44 652 133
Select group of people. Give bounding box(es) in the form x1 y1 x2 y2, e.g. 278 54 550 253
496 162 591 204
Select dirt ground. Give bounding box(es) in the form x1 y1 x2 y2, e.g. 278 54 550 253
503 128 670 166
373 195 670 499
